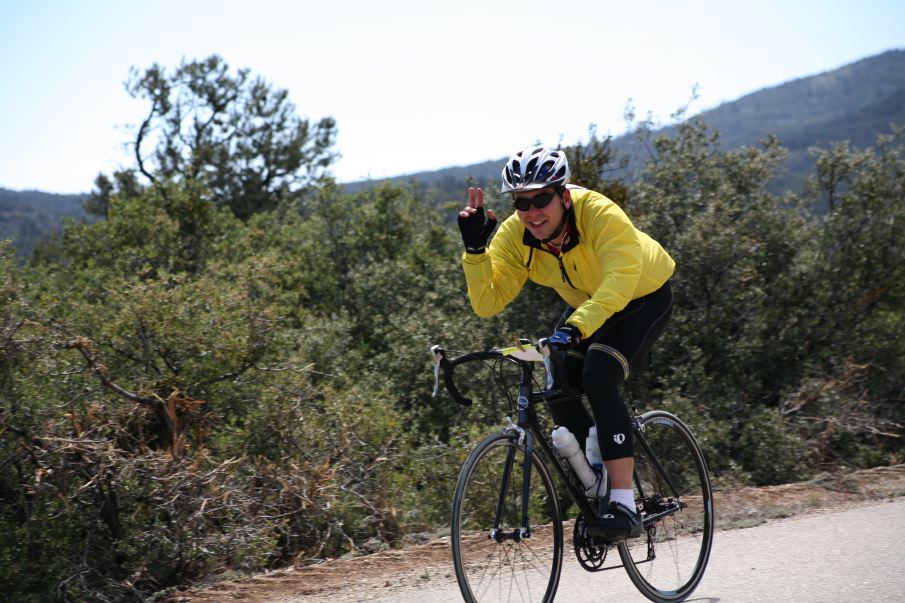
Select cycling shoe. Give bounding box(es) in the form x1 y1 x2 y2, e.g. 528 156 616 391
586 501 642 540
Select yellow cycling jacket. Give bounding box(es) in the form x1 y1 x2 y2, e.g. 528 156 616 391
462 187 675 338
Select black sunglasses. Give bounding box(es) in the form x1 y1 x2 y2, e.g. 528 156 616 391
512 191 559 212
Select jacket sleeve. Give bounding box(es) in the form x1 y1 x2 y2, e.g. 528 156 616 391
566 199 643 337
461 222 528 318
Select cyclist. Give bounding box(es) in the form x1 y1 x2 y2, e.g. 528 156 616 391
457 146 675 540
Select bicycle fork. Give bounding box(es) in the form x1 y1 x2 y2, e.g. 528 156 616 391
493 369 536 542
491 422 534 542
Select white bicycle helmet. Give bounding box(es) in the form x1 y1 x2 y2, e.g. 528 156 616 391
500 146 570 193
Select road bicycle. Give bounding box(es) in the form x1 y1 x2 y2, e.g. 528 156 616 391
430 339 714 603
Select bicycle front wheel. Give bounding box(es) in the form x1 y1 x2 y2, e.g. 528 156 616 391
451 431 563 603
618 410 714 603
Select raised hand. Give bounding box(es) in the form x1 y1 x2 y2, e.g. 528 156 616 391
457 187 498 254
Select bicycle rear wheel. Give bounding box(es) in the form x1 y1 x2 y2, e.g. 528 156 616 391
618 410 714 603
451 431 563 603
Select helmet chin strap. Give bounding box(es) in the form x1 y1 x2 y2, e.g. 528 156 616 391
541 200 571 244
541 217 568 244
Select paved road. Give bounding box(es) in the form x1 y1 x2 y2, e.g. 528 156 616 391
358 498 905 603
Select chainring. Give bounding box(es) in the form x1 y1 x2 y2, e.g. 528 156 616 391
573 513 610 571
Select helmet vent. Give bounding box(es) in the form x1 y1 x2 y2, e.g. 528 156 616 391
499 145 570 193
537 160 555 180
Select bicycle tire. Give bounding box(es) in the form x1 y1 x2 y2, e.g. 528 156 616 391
618 410 714 603
451 431 564 603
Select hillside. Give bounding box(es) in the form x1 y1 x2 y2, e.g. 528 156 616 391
349 48 905 199
698 50 905 148
2 49 904 256
659 48 905 194
0 188 88 260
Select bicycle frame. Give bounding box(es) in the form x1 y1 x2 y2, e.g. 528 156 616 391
433 345 598 533
432 344 685 538
500 359 600 540
438 342 715 603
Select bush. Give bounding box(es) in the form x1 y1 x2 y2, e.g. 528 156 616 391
2 123 903 600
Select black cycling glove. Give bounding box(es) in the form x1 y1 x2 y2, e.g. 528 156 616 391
457 206 498 254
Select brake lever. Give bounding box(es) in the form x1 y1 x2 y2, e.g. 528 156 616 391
536 338 552 357
430 345 444 398
536 338 555 391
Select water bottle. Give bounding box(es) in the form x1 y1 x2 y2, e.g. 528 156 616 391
586 425 607 498
551 426 598 492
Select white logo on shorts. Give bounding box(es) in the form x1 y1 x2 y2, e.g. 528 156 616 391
613 433 626 445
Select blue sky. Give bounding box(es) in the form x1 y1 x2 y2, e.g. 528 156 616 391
1 0 904 194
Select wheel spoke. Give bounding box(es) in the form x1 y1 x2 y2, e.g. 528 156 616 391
452 434 563 603
618 411 714 602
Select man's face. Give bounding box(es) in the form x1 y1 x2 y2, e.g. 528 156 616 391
513 187 569 241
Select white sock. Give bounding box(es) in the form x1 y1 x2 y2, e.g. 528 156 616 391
609 489 635 511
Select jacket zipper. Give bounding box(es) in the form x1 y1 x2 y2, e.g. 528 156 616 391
557 254 578 289
525 234 580 291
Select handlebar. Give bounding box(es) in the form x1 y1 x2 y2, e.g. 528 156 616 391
430 339 552 407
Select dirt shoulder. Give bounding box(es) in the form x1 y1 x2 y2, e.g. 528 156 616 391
167 464 905 603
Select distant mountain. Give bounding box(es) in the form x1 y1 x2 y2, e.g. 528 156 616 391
656 48 905 193
3 49 904 259
0 188 88 260
348 48 905 199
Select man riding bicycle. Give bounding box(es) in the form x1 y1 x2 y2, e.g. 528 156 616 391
457 146 675 540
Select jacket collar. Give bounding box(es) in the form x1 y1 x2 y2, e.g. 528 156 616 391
521 204 580 253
